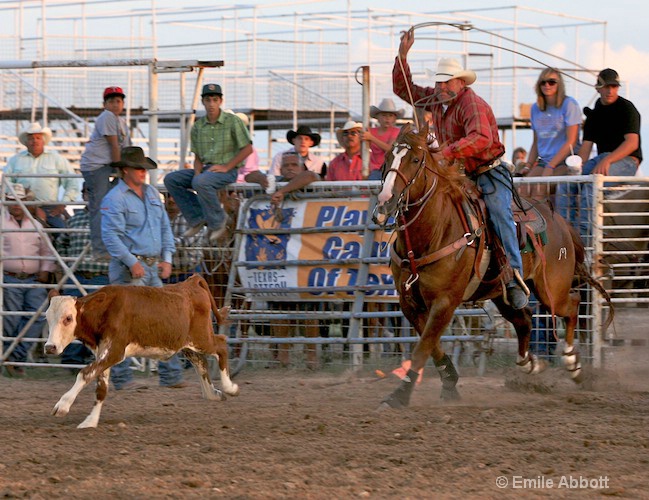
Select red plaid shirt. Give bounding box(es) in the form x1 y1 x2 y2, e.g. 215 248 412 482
393 57 505 174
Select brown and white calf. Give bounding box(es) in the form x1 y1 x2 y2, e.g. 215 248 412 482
44 274 239 429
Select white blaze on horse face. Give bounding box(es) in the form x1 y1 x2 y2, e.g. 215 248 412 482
45 296 78 355
378 146 409 205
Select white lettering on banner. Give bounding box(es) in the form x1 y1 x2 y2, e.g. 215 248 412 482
238 198 397 301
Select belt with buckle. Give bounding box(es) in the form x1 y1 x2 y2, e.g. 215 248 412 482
473 158 502 177
4 271 36 280
134 255 159 266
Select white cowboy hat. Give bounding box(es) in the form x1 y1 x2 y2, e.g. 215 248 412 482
335 120 363 147
18 122 52 147
370 98 405 119
432 58 476 85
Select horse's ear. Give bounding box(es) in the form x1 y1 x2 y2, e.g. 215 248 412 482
418 120 429 138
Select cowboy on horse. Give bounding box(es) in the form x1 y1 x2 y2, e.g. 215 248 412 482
393 28 529 310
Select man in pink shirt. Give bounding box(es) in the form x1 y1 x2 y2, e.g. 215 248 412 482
326 121 364 181
2 184 56 377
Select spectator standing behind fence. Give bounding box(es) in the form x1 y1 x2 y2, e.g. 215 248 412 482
519 69 581 200
2 184 56 378
101 146 186 390
224 111 261 183
393 28 528 309
511 147 527 175
55 183 109 369
245 150 320 203
80 86 131 259
269 125 326 178
164 194 208 283
164 83 253 245
557 68 643 243
326 121 364 181
4 122 79 232
364 98 404 180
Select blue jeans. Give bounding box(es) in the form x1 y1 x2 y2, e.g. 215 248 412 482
81 166 118 255
163 168 237 230
368 169 383 181
60 274 109 365
2 274 48 362
109 260 183 388
578 154 639 244
476 165 523 274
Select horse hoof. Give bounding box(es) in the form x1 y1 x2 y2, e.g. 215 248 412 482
441 387 461 401
380 395 407 410
375 402 394 412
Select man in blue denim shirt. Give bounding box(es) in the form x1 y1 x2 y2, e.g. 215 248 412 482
101 146 186 390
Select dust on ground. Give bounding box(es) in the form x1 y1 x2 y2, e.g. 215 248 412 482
0 357 647 499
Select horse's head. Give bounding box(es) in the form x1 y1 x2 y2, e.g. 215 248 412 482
373 122 431 224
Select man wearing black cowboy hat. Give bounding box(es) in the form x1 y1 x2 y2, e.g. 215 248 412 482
269 125 326 177
100 146 186 390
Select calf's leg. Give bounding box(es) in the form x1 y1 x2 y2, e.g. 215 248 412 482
182 349 225 401
77 368 110 429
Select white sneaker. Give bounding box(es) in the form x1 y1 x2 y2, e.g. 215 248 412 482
208 218 230 244
183 222 206 238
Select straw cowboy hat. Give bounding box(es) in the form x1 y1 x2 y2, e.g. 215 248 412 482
4 183 34 201
225 110 250 127
286 125 322 147
432 58 476 85
19 122 52 147
370 98 405 119
111 146 157 169
335 120 363 147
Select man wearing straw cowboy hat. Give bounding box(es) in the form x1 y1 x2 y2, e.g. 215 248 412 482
4 122 79 231
392 28 528 309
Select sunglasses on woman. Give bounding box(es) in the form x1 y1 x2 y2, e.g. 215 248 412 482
540 79 558 86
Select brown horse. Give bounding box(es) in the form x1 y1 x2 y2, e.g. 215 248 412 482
373 124 611 407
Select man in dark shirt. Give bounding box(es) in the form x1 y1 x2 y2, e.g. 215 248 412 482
558 68 642 242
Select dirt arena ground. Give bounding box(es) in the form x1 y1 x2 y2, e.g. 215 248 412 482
1 348 647 499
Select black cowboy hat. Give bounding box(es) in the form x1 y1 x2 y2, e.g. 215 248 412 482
286 125 321 147
111 146 157 169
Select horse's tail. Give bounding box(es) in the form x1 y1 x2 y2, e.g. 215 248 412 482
568 224 615 332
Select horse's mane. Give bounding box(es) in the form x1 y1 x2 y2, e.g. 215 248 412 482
397 125 466 204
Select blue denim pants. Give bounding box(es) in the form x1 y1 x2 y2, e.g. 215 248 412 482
476 165 523 275
2 274 48 362
108 261 183 388
578 154 639 244
81 166 118 255
163 168 237 230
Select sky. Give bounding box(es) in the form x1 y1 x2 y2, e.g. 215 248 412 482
258 0 649 174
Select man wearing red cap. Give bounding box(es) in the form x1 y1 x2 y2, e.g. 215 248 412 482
80 86 131 259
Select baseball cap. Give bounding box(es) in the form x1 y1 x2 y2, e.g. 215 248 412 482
103 86 125 99
595 69 621 89
201 83 223 97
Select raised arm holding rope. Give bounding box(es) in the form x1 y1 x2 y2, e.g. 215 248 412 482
392 27 528 309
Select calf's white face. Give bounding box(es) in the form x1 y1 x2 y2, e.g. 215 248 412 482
45 296 79 355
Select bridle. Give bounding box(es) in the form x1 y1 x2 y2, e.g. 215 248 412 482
381 139 438 229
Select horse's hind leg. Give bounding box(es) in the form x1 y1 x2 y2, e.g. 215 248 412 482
493 297 547 374
559 289 583 383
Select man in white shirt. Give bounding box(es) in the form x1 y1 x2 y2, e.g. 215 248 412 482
269 125 326 177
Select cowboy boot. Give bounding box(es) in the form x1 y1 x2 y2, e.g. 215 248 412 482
506 280 529 309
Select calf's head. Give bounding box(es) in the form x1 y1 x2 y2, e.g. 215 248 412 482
44 295 79 355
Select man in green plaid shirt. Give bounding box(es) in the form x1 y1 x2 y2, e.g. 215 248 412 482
164 83 252 245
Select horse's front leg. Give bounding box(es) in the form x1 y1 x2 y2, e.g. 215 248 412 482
380 299 459 409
